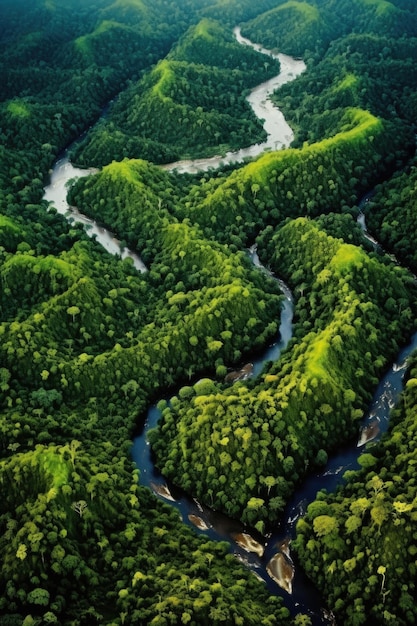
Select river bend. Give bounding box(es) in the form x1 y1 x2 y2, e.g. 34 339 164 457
41 27 417 626
43 157 147 272
161 27 306 173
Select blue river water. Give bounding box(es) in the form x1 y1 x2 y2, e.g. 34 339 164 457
43 27 417 624
131 241 417 623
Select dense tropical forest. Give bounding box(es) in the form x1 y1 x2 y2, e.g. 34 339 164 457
1 0 417 624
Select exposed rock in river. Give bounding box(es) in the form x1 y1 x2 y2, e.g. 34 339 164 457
276 537 291 559
357 419 380 447
232 532 265 557
267 551 295 595
188 514 210 530
150 482 176 501
224 363 254 383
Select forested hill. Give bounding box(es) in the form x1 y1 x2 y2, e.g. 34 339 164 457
1 0 417 625
70 18 282 166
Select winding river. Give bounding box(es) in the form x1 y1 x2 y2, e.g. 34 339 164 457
42 27 417 626
43 158 147 272
161 27 306 173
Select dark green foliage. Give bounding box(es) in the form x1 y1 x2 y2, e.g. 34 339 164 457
314 212 372 248
363 159 417 273
59 158 283 399
150 218 416 528
293 358 417 625
72 18 281 166
241 0 334 57
271 31 417 147
2 0 417 624
0 1 295 623
200 0 280 24
242 0 417 58
178 107 412 246
0 0 212 222
0 441 289 625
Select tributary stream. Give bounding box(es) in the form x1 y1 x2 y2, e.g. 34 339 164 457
42 27 417 626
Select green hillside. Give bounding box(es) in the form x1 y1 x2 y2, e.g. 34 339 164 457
1 0 417 624
150 218 416 528
71 19 281 166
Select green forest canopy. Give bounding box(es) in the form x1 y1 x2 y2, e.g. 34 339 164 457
1 0 417 625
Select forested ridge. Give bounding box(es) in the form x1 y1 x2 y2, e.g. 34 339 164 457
1 0 417 625
70 19 282 166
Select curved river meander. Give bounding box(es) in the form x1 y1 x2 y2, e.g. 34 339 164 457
43 28 417 625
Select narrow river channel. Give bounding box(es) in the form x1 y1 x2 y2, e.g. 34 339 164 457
130 254 417 625
42 27 417 626
43 157 147 272
161 27 306 174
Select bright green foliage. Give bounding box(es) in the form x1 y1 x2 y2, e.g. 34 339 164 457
0 215 22 251
72 18 281 166
1 0 417 624
242 0 416 57
0 1 294 621
7 101 31 118
270 15 417 147
150 219 416 527
0 441 288 624
181 107 410 245
293 355 417 625
241 0 331 57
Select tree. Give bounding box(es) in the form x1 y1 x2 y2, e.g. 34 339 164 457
16 544 28 560
72 500 88 517
0 367 11 392
262 475 277 495
67 305 80 322
247 497 265 510
313 515 339 538
27 587 50 607
66 439 81 468
345 514 361 535
371 504 389 533
294 614 313 626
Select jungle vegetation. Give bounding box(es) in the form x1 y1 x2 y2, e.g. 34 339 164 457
1 0 417 625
